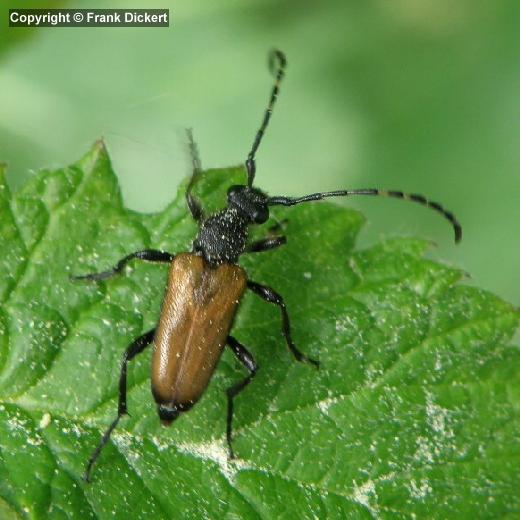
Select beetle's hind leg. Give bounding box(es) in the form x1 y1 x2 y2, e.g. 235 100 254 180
247 281 319 367
84 328 155 482
71 250 174 282
226 336 258 459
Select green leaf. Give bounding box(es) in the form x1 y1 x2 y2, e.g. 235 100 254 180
0 143 518 519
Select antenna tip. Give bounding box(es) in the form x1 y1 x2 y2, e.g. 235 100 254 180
269 49 287 73
454 224 462 243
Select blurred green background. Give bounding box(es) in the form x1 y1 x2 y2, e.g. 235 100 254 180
1 0 519 303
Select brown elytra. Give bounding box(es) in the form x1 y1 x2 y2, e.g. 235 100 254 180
151 253 246 421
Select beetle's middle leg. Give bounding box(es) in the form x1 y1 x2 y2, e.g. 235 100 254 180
84 328 155 482
247 281 319 367
72 250 174 281
226 335 258 458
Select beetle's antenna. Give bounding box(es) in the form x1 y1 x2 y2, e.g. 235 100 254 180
185 128 205 222
268 189 462 243
186 128 202 173
245 49 287 188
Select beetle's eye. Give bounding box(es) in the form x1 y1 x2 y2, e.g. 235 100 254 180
253 205 269 224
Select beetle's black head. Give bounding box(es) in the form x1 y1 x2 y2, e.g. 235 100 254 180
227 184 269 224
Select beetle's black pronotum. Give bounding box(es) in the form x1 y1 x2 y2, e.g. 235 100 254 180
74 50 461 482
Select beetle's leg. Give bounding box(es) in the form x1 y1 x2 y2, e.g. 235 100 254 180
226 336 258 458
247 281 319 367
246 217 289 253
246 235 286 253
84 328 155 482
185 129 204 222
71 250 174 281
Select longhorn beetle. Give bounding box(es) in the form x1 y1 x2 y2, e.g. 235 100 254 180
74 50 461 482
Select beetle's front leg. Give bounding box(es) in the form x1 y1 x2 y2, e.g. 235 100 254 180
246 235 286 253
71 249 174 281
246 217 289 253
247 280 319 367
225 336 258 459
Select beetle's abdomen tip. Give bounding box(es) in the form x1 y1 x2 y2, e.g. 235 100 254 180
158 404 180 425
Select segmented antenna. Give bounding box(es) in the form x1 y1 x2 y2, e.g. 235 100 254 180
185 128 204 221
246 50 287 187
269 188 462 243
